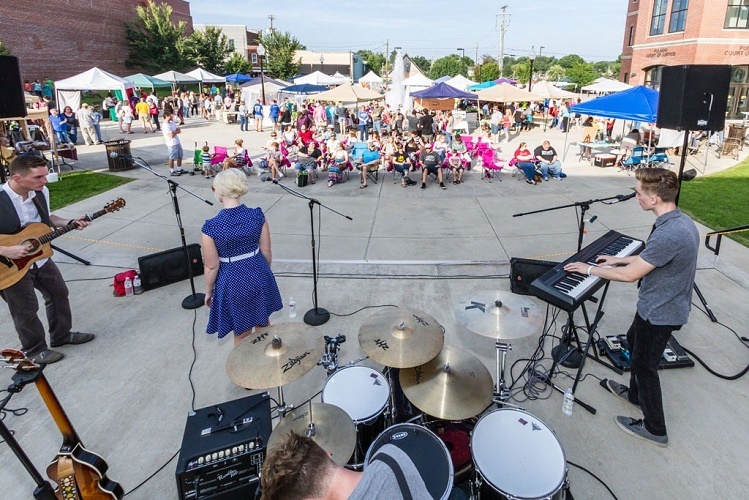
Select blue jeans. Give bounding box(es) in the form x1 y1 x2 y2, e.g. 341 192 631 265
539 160 562 178
239 115 249 131
445 131 453 147
373 120 381 133
55 130 70 144
517 161 536 181
359 124 369 141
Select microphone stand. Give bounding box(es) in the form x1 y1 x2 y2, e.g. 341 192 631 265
263 179 352 326
128 155 213 309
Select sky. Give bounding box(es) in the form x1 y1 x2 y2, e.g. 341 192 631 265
188 0 628 63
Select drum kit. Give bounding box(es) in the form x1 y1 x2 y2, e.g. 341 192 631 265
225 292 569 499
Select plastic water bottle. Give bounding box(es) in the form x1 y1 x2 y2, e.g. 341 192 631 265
288 297 297 318
133 275 143 295
124 277 134 297
562 388 575 416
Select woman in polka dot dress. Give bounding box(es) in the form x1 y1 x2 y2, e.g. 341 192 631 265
201 169 283 345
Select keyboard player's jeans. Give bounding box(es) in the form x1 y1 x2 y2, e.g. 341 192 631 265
626 313 675 437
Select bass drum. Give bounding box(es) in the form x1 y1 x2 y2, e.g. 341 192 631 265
471 409 567 499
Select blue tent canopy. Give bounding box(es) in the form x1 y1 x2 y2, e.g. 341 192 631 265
468 80 497 91
225 73 252 84
410 82 477 100
570 85 659 123
278 83 328 94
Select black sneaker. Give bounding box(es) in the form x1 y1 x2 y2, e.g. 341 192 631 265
440 182 447 190
31 349 64 364
170 171 182 176
606 379 641 411
51 332 95 348
420 183 426 190
615 416 668 447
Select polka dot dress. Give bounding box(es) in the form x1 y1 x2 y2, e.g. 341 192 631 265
202 205 283 338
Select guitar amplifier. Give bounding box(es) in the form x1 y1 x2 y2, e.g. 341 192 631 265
175 393 272 500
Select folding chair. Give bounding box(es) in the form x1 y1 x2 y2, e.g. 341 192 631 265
620 146 645 173
647 147 670 168
209 145 227 174
478 148 504 182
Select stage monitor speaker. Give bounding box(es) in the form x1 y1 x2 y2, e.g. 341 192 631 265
510 257 559 296
138 243 203 291
656 65 731 131
0 56 27 119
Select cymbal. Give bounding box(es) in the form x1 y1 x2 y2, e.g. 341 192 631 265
399 346 493 420
267 403 356 466
359 308 444 368
226 323 324 389
454 291 544 340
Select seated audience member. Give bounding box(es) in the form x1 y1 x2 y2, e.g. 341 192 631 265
448 152 465 184
327 142 348 187
514 141 539 185
616 129 641 164
420 143 446 190
392 143 414 187
282 125 298 146
222 139 248 171
358 142 381 189
451 134 470 163
299 125 314 146
433 133 449 162
533 140 563 180
296 142 320 184
266 142 284 180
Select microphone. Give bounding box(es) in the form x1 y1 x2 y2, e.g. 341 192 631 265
109 152 133 159
615 192 636 202
261 176 279 184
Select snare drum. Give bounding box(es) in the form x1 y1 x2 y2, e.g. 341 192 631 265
471 409 567 500
365 423 454 500
322 366 390 468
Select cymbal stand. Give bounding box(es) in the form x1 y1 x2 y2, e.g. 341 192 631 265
305 399 316 438
492 340 512 404
275 385 294 419
318 334 346 376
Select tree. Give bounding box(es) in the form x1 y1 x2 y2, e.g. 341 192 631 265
125 0 188 72
0 41 11 56
258 30 305 81
479 61 499 81
593 61 612 76
512 60 530 85
546 64 566 81
557 54 586 69
429 54 467 79
611 55 622 79
410 55 431 74
225 52 252 75
567 61 598 88
182 26 234 74
357 50 386 75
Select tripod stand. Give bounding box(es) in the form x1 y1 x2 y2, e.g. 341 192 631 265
129 155 213 309
263 179 352 326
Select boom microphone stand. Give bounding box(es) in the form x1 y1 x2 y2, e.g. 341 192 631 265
113 153 213 309
263 178 352 326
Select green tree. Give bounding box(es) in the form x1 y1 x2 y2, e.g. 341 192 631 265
259 30 305 81
357 50 386 75
512 60 530 85
429 54 467 79
546 64 566 81
557 54 586 69
225 52 252 75
611 55 622 79
567 61 598 88
124 0 188 72
593 61 612 76
410 55 432 73
0 41 11 56
182 26 234 74
479 61 499 81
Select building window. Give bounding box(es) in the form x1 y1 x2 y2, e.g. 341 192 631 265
251 53 258 64
644 66 664 90
650 0 669 35
726 0 749 28
628 26 635 46
228 39 235 50
669 0 689 32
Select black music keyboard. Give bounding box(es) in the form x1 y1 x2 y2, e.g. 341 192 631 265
528 230 644 311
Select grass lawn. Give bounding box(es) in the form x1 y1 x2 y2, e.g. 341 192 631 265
679 158 749 248
47 171 134 211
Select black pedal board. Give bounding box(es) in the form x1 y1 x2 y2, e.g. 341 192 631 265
597 334 694 371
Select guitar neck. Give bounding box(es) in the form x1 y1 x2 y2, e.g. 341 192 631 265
34 373 83 448
38 208 106 245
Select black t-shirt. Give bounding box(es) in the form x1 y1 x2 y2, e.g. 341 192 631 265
534 145 558 162
418 114 434 132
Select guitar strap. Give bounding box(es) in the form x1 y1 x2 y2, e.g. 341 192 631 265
30 191 53 226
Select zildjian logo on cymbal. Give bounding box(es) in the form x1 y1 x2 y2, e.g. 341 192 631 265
464 301 486 313
251 331 269 344
412 314 430 326
282 351 311 372
374 339 389 350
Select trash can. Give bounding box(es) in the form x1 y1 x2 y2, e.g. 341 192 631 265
104 139 134 171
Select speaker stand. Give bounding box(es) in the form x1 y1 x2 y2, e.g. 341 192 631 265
50 244 90 266
130 157 213 309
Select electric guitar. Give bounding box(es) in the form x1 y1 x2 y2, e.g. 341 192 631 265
1 348 124 500
0 198 125 290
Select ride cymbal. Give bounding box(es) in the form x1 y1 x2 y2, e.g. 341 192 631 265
358 308 444 368
226 323 324 389
267 403 356 466
454 291 544 340
400 346 494 421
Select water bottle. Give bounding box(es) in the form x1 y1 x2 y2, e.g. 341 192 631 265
562 388 574 416
133 274 143 295
288 297 297 318
124 277 133 297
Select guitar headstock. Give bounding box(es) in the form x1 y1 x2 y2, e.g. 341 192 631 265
104 198 126 213
1 348 40 372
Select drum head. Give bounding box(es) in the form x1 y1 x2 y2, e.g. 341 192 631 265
471 409 566 499
322 366 390 423
365 423 454 500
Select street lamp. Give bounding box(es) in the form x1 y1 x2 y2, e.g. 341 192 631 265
457 48 465 59
320 54 325 73
256 43 266 105
528 46 536 91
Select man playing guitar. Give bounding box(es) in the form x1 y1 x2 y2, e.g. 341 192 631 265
0 155 94 364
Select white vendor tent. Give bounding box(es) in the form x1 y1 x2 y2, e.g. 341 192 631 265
54 67 135 111
186 68 225 83
294 71 341 86
445 74 478 92
359 71 383 85
331 72 351 84
312 83 384 103
581 78 632 93
403 73 434 87
531 80 578 99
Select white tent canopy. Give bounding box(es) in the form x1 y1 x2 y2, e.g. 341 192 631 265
331 72 351 84
240 80 289 107
359 71 383 84
54 67 135 111
531 80 578 99
153 70 199 84
445 74 478 92
294 71 341 86
581 78 632 93
403 73 434 87
186 68 225 83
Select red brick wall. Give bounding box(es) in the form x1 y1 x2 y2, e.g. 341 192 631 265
0 0 192 82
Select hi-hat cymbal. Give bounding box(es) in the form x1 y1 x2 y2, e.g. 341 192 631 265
359 308 444 368
399 346 493 421
267 403 356 466
226 323 324 389
454 291 544 340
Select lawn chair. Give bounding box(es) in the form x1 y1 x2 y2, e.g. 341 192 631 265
647 147 670 168
478 148 504 182
210 145 228 173
351 142 380 184
620 146 645 174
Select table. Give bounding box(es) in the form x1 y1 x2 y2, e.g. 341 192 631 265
574 141 619 163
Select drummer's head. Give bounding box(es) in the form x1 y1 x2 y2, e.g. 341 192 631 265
212 169 249 200
261 431 337 500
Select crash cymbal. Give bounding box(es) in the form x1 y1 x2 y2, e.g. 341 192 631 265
399 346 493 421
454 291 544 340
359 308 444 368
226 323 324 389
267 403 356 466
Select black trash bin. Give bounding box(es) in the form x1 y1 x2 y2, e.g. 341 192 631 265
104 139 134 171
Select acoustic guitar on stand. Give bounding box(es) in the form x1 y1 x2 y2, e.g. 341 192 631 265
1 348 124 499
0 198 125 290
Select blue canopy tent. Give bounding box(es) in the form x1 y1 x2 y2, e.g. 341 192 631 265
468 80 497 91
278 83 328 95
225 73 252 84
410 82 477 99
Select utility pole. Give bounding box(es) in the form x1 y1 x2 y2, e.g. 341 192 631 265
385 39 389 87
475 43 479 80
497 5 510 76
267 15 276 31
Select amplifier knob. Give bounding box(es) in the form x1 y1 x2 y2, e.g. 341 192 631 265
212 453 218 461
198 457 204 465
232 446 238 454
219 451 225 459
205 454 211 462
238 444 245 452
249 441 255 450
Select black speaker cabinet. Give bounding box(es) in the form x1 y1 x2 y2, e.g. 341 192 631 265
509 257 559 296
138 244 203 291
0 56 27 119
656 65 731 131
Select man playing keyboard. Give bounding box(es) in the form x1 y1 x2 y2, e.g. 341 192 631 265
564 168 698 448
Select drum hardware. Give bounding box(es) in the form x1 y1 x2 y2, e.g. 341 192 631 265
358 308 444 368
318 334 346 375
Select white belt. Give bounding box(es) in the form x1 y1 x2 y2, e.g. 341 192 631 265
219 249 259 263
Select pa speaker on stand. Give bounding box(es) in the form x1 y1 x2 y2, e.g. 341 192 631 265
656 65 731 132
0 55 27 119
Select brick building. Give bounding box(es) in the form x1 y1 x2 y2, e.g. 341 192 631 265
0 0 192 82
620 0 749 119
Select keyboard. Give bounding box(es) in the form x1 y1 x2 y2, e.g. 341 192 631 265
528 230 644 311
